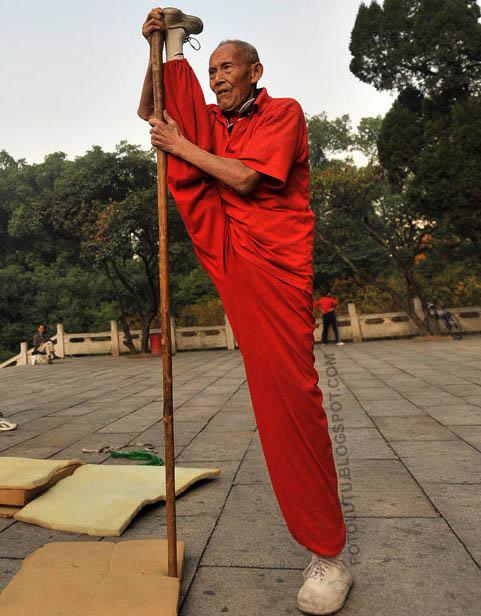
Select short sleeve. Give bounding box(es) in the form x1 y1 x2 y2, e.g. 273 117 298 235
238 103 305 188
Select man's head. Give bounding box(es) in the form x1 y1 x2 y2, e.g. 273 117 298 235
38 324 46 334
209 40 264 113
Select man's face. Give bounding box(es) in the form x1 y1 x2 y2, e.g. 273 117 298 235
209 43 263 113
38 325 45 334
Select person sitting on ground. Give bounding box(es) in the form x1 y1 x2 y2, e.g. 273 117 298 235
32 324 57 363
314 291 345 346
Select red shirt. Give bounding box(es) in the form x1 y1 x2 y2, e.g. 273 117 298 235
208 89 313 293
314 297 338 314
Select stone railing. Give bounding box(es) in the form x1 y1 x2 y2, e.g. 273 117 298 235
2 304 481 368
0 316 236 368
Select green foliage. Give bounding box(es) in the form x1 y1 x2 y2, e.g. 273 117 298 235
351 0 481 245
350 0 481 97
0 145 207 358
176 297 224 327
0 263 116 362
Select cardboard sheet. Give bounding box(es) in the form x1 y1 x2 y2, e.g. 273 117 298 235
0 539 185 616
15 464 220 536
0 504 21 518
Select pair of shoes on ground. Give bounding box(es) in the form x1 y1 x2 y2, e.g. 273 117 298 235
298 552 353 614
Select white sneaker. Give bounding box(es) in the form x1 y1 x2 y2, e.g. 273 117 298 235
336 342 345 346
162 7 203 38
297 552 353 615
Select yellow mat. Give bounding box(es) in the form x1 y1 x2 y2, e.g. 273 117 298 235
0 539 185 616
0 457 83 489
15 464 220 536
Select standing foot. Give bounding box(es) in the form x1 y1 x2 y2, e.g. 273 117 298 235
297 552 353 615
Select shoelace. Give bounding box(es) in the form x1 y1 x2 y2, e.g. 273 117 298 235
185 35 201 50
302 555 343 582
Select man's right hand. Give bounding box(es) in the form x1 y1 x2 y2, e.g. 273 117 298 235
142 8 166 43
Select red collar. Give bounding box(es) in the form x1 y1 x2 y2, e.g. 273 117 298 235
212 87 272 122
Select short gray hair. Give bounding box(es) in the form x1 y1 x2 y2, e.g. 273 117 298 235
215 39 260 64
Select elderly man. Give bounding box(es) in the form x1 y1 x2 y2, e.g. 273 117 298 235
138 8 353 614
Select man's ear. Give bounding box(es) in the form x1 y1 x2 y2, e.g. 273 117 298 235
251 62 264 85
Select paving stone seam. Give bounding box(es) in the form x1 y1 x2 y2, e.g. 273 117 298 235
331 345 481 570
179 443 254 608
173 377 250 460
199 563 305 571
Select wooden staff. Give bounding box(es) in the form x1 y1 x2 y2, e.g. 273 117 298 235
150 27 178 578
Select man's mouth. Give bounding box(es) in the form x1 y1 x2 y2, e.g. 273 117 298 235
216 89 230 97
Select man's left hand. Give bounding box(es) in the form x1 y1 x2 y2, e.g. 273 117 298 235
149 111 185 155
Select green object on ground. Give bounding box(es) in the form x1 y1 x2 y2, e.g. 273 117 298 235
109 450 164 466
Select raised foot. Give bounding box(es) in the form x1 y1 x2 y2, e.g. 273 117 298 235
162 7 203 35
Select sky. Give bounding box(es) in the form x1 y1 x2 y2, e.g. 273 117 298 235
0 0 395 163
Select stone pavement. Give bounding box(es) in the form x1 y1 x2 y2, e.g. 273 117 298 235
1 337 481 615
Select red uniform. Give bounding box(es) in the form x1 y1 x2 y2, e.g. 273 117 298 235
161 60 345 557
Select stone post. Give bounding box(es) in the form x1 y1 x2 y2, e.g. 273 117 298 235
110 320 120 357
348 302 363 343
56 323 65 358
413 297 424 322
225 314 236 350
19 341 28 366
170 317 177 355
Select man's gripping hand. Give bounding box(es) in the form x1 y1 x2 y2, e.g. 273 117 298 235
149 112 262 195
142 8 165 43
149 111 186 156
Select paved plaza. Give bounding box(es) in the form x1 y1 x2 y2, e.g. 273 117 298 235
1 337 481 615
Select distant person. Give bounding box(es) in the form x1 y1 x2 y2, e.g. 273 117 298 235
32 324 57 363
314 292 345 346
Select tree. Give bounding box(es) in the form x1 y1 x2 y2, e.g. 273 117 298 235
312 160 441 333
0 144 216 360
350 0 481 98
32 143 161 352
307 114 390 293
350 0 481 246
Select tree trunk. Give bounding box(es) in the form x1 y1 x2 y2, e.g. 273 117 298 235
106 265 137 354
119 315 137 354
139 255 159 354
140 306 158 353
403 273 439 335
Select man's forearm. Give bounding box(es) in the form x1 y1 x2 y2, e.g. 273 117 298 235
176 139 260 196
138 59 154 120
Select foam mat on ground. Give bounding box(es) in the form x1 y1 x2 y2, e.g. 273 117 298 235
15 464 221 536
0 457 83 490
0 539 185 616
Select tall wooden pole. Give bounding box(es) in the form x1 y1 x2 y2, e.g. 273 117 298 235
150 28 178 578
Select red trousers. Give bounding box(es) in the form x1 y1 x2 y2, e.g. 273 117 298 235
164 61 346 557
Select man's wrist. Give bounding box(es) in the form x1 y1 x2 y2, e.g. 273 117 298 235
175 136 196 160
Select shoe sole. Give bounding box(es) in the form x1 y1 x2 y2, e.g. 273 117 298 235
297 579 354 615
163 7 203 34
